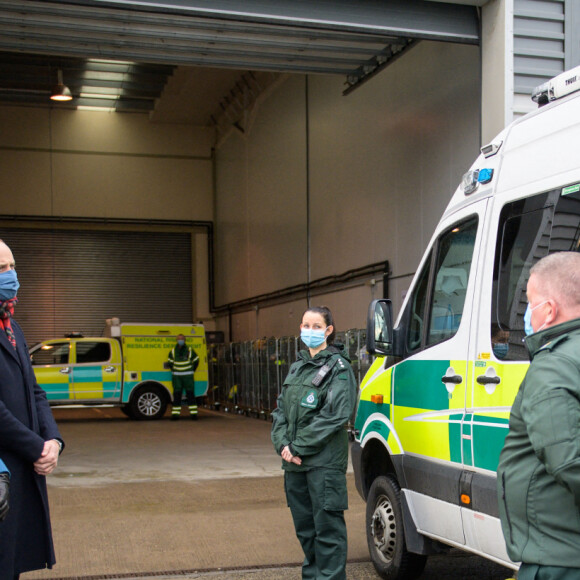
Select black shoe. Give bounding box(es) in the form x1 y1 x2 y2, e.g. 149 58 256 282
190 414 198 421
171 415 179 421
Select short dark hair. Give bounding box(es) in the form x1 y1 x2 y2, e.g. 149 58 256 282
303 305 336 344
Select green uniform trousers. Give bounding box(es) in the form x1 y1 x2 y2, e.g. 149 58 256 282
171 374 197 416
519 565 580 580
284 469 348 580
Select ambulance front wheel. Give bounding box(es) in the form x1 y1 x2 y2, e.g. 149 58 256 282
366 475 427 580
129 385 168 420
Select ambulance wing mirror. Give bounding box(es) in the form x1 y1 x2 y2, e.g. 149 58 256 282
366 299 393 356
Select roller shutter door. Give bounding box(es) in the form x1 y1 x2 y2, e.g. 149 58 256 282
1 228 193 344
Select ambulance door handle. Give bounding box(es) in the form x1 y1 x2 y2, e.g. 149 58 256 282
59 367 71 374
441 374 462 385
104 366 116 373
441 367 462 396
476 375 501 385
477 368 501 395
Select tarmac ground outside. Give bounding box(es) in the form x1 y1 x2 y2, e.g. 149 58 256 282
22 406 514 580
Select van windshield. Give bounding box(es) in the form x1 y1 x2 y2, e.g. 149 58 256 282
492 185 580 360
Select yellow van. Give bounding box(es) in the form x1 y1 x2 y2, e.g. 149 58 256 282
30 320 207 420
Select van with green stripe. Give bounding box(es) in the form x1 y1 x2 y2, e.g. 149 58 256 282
29 320 207 420
351 66 580 579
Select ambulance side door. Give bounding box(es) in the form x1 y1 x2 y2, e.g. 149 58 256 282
30 340 72 400
71 339 122 400
393 199 487 546
466 183 580 563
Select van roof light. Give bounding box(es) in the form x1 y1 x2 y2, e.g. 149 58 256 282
532 65 580 106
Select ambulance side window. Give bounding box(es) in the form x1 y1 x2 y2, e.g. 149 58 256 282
31 342 70 365
76 341 111 364
406 253 431 352
405 216 478 354
427 218 477 345
492 186 580 361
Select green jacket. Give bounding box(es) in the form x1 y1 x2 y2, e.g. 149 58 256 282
497 318 580 566
168 344 199 375
271 344 357 473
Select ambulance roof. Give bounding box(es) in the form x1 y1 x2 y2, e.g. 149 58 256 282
441 65 580 220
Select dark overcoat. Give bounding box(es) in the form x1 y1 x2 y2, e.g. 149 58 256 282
0 320 63 578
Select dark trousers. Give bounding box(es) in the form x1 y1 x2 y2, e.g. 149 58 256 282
519 564 580 580
284 469 348 580
171 374 197 415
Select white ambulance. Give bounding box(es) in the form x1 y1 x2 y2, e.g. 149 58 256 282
352 66 580 578
29 320 208 420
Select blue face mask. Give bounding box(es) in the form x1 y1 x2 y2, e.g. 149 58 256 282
0 269 19 301
492 343 509 360
300 328 327 349
177 339 185 347
524 300 548 336
523 305 534 336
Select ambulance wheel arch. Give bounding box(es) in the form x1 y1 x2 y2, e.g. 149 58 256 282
127 382 170 420
356 438 399 500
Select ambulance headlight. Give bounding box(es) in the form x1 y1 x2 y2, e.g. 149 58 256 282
462 168 494 195
462 170 479 195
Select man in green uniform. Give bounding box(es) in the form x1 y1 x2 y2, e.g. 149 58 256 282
167 334 199 421
498 252 580 580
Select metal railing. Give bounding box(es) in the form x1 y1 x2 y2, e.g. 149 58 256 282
206 329 372 419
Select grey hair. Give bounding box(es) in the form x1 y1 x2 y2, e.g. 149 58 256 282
530 252 580 309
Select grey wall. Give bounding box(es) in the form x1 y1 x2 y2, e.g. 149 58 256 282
0 107 213 221
0 106 214 324
214 41 481 341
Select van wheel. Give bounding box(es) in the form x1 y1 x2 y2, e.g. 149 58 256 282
129 385 167 420
366 475 427 580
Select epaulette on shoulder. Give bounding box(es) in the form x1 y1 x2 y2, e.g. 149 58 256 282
539 334 569 353
334 355 348 371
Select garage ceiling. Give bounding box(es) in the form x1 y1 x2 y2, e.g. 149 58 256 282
0 0 479 125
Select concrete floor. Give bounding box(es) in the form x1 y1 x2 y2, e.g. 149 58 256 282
22 406 513 580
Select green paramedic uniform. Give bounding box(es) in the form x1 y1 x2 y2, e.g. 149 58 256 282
168 343 199 420
271 344 357 580
498 318 580 580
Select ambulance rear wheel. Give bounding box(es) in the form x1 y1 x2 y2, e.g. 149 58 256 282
129 385 167 420
366 475 427 580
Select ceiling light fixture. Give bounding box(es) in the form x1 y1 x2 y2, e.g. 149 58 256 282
50 69 73 102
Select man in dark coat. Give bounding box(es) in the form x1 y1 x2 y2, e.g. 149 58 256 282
0 239 64 580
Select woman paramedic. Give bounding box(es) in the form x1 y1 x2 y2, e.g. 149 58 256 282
271 306 357 580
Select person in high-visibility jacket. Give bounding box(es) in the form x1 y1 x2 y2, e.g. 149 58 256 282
167 334 199 420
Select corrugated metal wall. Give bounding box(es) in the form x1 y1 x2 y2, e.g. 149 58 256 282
513 0 566 115
1 228 193 344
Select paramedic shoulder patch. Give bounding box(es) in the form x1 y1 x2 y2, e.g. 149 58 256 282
301 390 318 409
